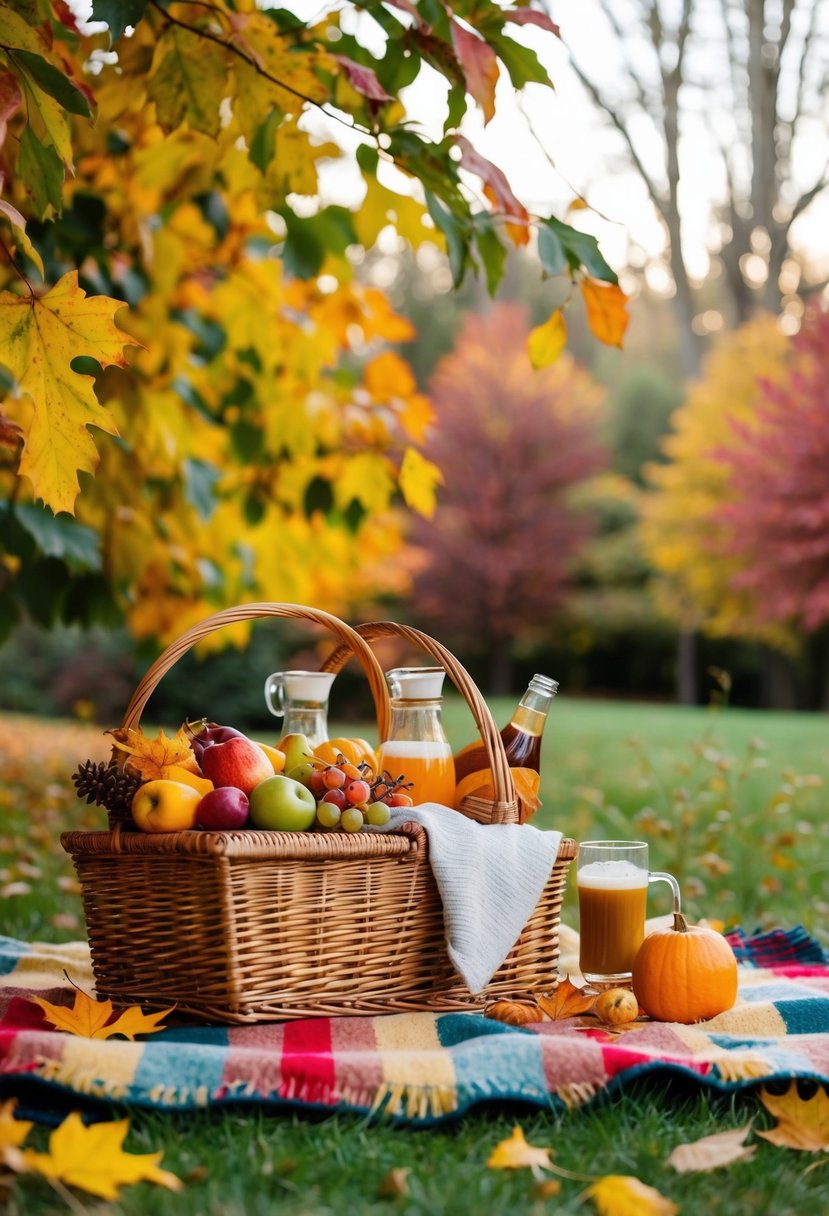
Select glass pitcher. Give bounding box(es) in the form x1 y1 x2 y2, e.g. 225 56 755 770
376 667 456 807
264 670 335 748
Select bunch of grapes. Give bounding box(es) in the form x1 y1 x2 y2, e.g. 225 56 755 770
308 756 414 834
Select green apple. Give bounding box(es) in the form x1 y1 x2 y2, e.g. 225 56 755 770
286 761 317 788
278 732 314 773
249 774 317 831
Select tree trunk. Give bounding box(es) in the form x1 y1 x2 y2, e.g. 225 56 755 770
488 643 513 697
761 647 798 710
676 629 698 706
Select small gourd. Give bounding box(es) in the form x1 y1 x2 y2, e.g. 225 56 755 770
632 911 738 1024
484 998 541 1026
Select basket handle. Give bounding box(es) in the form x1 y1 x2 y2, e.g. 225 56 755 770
120 603 391 737
321 621 519 825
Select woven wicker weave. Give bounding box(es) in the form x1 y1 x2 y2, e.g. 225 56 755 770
62 602 576 1023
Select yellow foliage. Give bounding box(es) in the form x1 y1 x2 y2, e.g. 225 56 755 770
641 315 796 644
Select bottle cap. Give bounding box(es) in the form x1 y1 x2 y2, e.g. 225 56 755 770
385 666 447 701
529 674 559 696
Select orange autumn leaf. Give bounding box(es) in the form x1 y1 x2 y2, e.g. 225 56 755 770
486 1126 553 1172
586 1174 678 1216
32 986 173 1040
757 1081 829 1151
537 976 597 1020
22 1112 182 1201
107 724 199 779
581 279 629 348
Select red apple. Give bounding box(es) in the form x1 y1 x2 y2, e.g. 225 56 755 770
200 735 273 795
196 787 250 830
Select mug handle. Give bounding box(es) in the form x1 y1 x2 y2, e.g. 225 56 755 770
264 673 285 718
648 871 682 914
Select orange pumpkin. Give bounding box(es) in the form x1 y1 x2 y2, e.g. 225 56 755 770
313 737 377 773
631 912 738 1024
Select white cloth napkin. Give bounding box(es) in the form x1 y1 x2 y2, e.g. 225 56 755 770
377 804 562 994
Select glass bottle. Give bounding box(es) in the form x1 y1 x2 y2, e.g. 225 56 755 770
453 673 559 786
263 670 335 748
376 668 456 807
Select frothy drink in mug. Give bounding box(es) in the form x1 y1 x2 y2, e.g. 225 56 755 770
578 859 648 980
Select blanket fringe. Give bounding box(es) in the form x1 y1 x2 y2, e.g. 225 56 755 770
556 1081 599 1109
369 1080 458 1120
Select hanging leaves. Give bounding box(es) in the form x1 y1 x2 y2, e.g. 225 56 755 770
21 1113 182 1201
581 279 630 348
398 447 443 518
667 1125 756 1172
529 309 568 369
757 1081 829 1151
108 725 200 780
586 1174 678 1216
32 986 174 1040
0 272 137 514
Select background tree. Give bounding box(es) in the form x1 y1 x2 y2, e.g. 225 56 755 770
708 305 829 704
0 0 625 650
408 303 607 692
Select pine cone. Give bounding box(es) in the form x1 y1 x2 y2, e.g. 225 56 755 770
72 758 141 818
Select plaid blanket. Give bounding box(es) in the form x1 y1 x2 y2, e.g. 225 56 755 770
1 928 828 1125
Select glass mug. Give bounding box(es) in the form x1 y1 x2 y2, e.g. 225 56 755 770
577 840 681 987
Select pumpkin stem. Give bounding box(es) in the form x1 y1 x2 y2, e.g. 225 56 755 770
672 911 689 933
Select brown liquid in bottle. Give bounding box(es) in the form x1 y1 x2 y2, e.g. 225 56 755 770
453 677 556 785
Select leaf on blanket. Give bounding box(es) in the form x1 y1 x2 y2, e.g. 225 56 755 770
666 1124 756 1172
586 1174 678 1215
107 725 199 779
537 976 597 1020
757 1080 829 1151
0 1100 32 1158
32 985 174 1039
21 1112 182 1201
486 1126 553 1172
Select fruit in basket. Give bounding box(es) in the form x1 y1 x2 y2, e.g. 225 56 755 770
161 765 214 796
314 737 377 770
279 732 315 773
249 774 317 831
196 787 250 830
186 720 246 762
254 742 286 774
131 779 201 832
286 761 317 788
200 735 274 794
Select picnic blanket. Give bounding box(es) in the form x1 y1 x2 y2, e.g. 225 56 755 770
2 927 828 1126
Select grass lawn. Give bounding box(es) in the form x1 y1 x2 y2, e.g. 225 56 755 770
1 701 828 1214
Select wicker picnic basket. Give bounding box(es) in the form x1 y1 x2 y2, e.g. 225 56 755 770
61 603 576 1023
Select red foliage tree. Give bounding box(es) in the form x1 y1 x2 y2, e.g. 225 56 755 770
711 305 829 634
409 304 607 690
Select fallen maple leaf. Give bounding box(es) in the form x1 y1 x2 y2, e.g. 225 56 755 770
32 985 173 1040
757 1081 829 1151
667 1124 756 1173
22 1113 182 1201
537 976 597 1021
486 1126 552 1172
107 724 200 779
0 1100 32 1156
586 1174 678 1215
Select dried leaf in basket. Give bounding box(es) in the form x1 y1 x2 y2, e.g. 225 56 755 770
537 976 597 1021
32 985 174 1040
107 725 200 780
453 766 541 823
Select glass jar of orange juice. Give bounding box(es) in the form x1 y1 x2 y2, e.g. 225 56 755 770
377 668 456 807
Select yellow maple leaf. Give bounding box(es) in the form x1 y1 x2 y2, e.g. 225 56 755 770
486 1126 553 1171
0 272 138 513
757 1081 829 1151
107 725 200 779
0 1099 32 1151
22 1112 182 1201
529 308 567 369
537 976 597 1021
398 447 443 519
32 986 173 1040
586 1174 678 1216
581 279 630 348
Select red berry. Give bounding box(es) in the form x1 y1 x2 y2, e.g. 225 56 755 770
345 778 371 806
321 788 347 810
322 766 346 791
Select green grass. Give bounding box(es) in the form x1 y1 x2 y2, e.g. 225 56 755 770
2 702 828 1214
